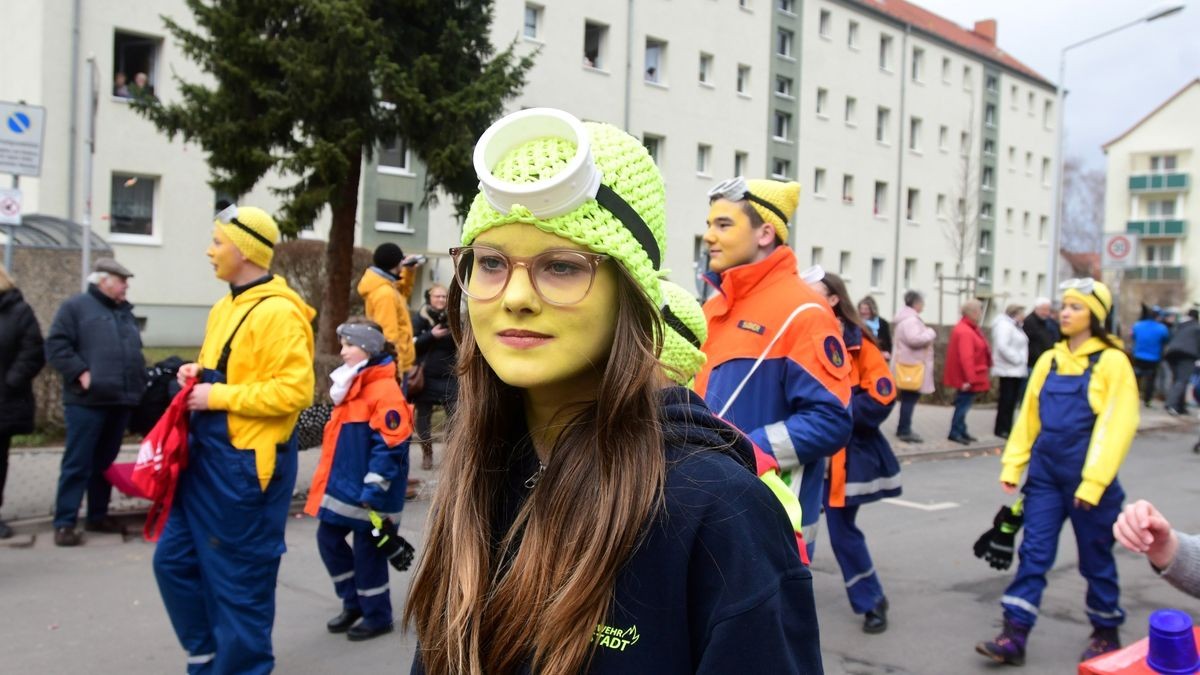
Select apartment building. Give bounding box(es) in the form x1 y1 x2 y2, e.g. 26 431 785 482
1102 78 1200 324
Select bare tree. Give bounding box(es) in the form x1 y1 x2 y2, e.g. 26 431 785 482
944 104 979 279
1060 154 1105 253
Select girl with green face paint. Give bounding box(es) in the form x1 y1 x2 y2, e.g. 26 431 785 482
405 109 822 675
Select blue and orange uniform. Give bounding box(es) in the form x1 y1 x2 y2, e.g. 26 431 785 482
305 354 412 631
695 245 853 557
824 323 901 616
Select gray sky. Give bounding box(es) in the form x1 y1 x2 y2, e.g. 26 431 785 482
915 0 1200 170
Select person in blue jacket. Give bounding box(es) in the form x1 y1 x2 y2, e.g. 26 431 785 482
304 319 411 641
404 109 821 674
807 269 901 635
1130 305 1170 406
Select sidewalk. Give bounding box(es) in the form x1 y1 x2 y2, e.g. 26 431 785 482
3 404 1194 526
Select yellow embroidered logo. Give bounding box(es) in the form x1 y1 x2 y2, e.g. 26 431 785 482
592 624 640 652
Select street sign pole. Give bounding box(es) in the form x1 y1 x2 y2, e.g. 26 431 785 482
3 176 15 272
81 56 97 291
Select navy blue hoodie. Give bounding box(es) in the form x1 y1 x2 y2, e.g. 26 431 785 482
412 386 822 674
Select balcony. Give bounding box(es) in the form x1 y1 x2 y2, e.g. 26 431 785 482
1129 173 1189 192
1124 265 1187 281
1126 219 1187 237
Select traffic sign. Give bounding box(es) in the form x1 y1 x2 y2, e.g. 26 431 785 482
0 188 21 226
0 102 47 177
1102 233 1138 269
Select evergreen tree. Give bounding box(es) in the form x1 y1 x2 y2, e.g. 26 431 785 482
133 0 532 351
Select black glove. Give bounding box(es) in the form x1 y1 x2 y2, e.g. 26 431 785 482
368 516 416 572
973 504 1023 570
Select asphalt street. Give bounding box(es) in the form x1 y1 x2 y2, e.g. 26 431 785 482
2 429 1199 674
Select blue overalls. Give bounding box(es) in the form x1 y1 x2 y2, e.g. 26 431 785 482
153 369 299 673
1000 353 1125 629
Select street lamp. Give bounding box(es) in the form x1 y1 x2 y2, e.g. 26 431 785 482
1047 3 1185 293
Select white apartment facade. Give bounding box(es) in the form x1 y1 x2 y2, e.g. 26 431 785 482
1102 78 1200 324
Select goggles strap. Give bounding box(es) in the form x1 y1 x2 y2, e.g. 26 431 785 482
226 216 275 249
745 192 789 225
662 305 701 349
595 183 660 269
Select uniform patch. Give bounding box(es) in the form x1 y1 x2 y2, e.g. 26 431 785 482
737 320 766 335
384 410 402 430
876 378 893 397
823 336 845 368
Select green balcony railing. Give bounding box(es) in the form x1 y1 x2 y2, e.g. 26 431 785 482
1124 265 1187 281
1129 173 1190 192
1126 219 1187 236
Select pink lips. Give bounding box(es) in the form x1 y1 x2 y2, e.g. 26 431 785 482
496 329 553 349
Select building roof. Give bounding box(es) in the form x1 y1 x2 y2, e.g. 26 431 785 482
848 0 1054 88
1102 78 1200 151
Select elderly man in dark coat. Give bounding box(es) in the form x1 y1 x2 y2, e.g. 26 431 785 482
0 265 46 539
45 258 146 545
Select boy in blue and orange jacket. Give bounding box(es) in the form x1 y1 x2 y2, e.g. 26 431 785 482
304 320 411 642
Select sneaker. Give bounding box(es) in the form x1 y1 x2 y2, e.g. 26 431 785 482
0 519 12 539
84 516 126 534
54 527 83 547
346 621 394 642
1166 407 1182 416
948 434 971 446
863 598 888 634
897 433 924 444
965 434 980 442
975 618 1029 666
326 609 363 634
1080 627 1120 662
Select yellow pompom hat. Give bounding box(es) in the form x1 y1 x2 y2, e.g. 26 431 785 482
658 279 708 385
709 177 801 242
1061 278 1112 323
214 205 280 270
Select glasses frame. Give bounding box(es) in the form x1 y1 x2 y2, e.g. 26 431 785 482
449 245 611 306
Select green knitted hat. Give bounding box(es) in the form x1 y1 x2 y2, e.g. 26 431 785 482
658 279 707 385
463 114 666 306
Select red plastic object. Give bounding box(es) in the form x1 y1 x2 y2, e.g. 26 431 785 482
103 462 151 500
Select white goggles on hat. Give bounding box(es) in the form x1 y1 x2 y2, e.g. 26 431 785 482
1060 277 1110 312
707 176 789 225
215 203 274 249
473 108 660 269
800 264 826 284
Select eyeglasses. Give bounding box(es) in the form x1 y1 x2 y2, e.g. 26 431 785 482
215 203 274 249
449 245 610 306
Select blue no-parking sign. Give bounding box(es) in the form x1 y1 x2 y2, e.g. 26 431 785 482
0 102 47 177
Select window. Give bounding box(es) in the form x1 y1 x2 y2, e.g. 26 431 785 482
1027 91 1035 114
734 151 747 177
984 103 996 127
847 20 859 48
978 266 991 283
818 9 831 38
1003 269 1011 286
523 4 542 40
844 96 857 125
778 0 795 12
584 21 608 69
1024 151 1033 174
871 258 885 289
1005 207 1014 230
376 199 413 232
1150 155 1178 172
879 35 893 70
811 246 823 265
942 57 952 82
1022 211 1031 233
110 173 155 236
983 139 995 156
777 28 794 58
1010 84 1019 108
1007 145 1015 166
873 181 888 216
986 74 998 93
936 262 945 280
736 64 750 94
840 251 852 275
113 31 161 99
813 168 826 195
1147 199 1177 217
980 202 993 219
979 230 992 252
1036 273 1046 294
696 143 712 175
1146 243 1176 265
936 193 946 217
842 174 854 203
772 157 791 179
957 198 965 218
903 258 916 289
642 134 663 164
962 65 973 90
982 167 994 189
1041 157 1051 185
739 0 749 7
905 188 919 221
644 38 667 83
1021 270 1029 287
379 137 411 173
1043 99 1053 128
773 110 791 140
909 116 922 151
816 87 828 116
775 75 793 98
960 131 970 156
1038 215 1048 242
938 125 948 151
875 106 890 143
698 52 713 84
911 47 924 81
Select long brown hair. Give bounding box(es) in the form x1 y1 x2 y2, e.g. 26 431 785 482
822 272 877 347
405 265 668 675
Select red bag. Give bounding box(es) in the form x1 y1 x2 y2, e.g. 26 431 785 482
131 380 195 541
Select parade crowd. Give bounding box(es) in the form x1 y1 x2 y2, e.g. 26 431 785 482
0 107 1196 673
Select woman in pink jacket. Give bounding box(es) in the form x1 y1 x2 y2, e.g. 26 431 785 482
892 290 937 443
943 299 993 444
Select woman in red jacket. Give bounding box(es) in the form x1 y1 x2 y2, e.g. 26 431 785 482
944 299 993 444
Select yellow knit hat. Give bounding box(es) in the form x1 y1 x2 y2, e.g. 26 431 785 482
214 205 279 270
745 179 801 242
1062 280 1112 323
658 279 707 385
